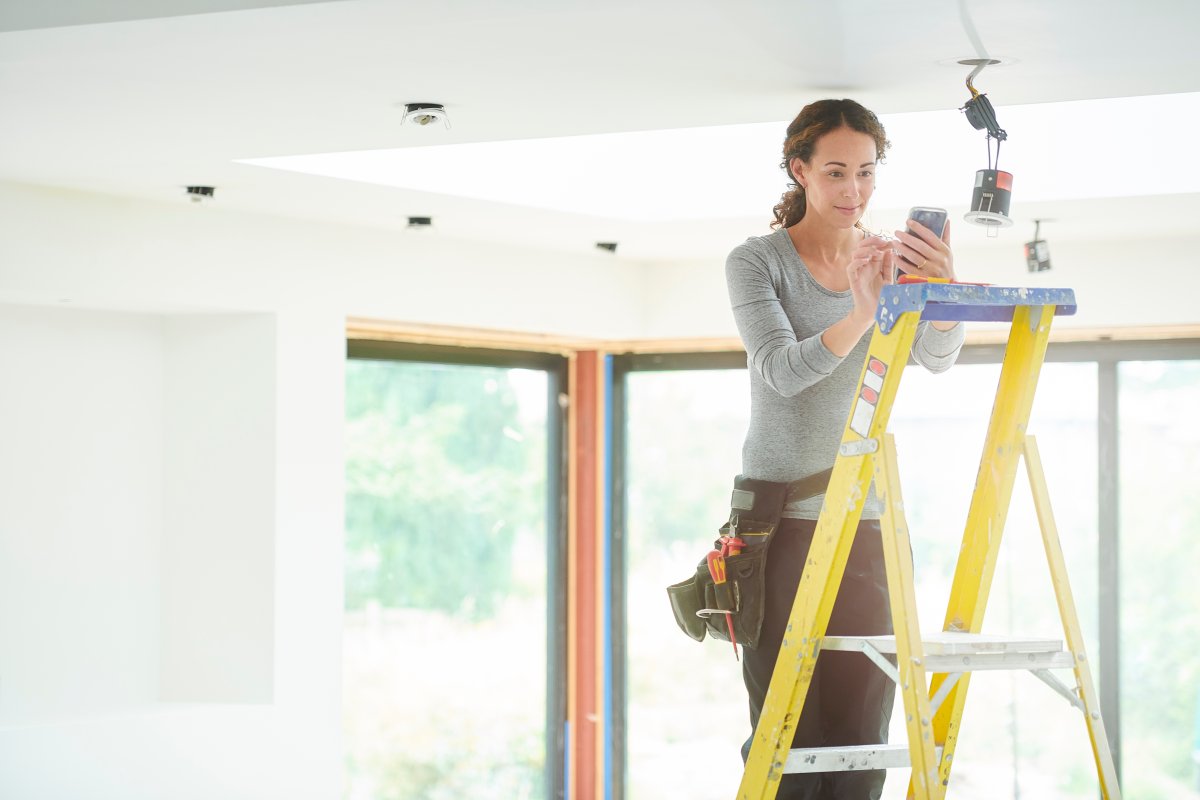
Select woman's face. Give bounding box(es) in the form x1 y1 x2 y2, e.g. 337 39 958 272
791 126 878 229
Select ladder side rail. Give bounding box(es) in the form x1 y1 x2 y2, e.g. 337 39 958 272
876 433 941 800
736 468 867 799
920 303 1058 795
1023 435 1122 799
737 311 922 800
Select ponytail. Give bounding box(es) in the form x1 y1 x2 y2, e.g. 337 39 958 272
771 185 806 230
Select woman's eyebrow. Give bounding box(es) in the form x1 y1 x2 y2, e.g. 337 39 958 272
822 161 876 168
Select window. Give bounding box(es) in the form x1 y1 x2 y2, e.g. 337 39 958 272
343 344 566 800
617 350 1122 799
620 363 751 799
890 361 1100 798
1118 360 1200 800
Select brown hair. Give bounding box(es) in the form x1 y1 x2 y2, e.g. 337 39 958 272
771 98 890 229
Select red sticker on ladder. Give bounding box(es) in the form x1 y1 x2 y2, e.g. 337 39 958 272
861 386 879 404
868 358 887 376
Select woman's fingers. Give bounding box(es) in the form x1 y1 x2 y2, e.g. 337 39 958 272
893 220 953 276
893 226 939 260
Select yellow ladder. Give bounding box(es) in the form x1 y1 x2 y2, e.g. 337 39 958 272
737 283 1122 799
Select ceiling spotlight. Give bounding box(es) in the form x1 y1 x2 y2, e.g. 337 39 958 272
958 60 1013 234
1024 219 1052 273
964 168 1013 233
185 185 215 203
595 242 618 253
402 103 450 129
407 216 433 229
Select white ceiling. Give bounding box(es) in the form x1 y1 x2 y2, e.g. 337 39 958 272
3 0 1200 261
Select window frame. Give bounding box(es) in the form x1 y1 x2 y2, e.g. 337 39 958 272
346 338 571 800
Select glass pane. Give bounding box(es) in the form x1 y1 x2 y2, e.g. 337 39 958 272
343 359 550 800
1119 360 1200 800
624 368 751 799
889 361 1100 799
623 358 1100 799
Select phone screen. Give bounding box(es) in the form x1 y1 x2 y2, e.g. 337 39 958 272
908 206 948 238
896 206 949 277
907 206 945 237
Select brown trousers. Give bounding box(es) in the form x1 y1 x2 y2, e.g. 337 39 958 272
741 518 896 800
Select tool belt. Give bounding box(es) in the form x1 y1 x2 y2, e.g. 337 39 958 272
665 468 832 651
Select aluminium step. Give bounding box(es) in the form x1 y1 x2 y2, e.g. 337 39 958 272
783 743 943 774
821 631 1077 672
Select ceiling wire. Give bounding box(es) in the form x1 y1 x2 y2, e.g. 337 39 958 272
958 0 990 60
959 0 992 96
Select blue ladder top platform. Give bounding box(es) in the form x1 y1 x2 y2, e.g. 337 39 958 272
876 283 1077 334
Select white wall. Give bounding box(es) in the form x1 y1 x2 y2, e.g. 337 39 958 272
0 181 648 335
160 314 276 704
0 307 164 724
0 305 332 800
0 179 651 800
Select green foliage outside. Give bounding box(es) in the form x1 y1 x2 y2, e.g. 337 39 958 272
624 369 749 556
343 358 550 800
344 359 546 618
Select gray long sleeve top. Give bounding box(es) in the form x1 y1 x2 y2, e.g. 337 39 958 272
727 229 965 520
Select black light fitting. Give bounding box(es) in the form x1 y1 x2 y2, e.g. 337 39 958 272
1024 219 1052 273
959 59 1013 231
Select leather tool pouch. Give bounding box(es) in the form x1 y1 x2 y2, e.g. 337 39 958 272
666 475 790 651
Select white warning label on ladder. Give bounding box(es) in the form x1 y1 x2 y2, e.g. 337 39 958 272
849 357 888 438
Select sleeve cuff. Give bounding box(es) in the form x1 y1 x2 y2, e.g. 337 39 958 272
917 321 965 358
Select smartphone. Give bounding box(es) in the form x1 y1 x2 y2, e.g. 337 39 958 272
907 206 948 238
897 206 948 274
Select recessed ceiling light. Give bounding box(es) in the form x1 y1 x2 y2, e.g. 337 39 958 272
185 185 215 203
401 103 450 129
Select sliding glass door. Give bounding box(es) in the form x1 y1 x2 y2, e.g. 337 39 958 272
1118 360 1200 799
617 352 1113 799
620 364 752 799
343 343 566 800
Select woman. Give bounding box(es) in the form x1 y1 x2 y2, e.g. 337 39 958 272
726 98 964 798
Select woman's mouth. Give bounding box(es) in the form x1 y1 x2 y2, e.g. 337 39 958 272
835 204 861 215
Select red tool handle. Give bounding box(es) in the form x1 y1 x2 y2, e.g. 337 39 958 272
707 547 740 659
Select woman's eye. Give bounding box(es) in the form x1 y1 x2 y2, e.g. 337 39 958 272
859 171 874 178
829 171 843 178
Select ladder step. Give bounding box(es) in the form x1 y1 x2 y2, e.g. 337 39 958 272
783 744 924 773
822 632 1076 672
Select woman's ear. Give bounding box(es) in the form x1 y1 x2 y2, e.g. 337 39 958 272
789 156 808 189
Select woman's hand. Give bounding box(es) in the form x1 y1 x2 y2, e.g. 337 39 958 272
820 234 895 357
847 235 895 332
893 219 956 281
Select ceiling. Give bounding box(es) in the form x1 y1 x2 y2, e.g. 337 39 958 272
3 0 1200 261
